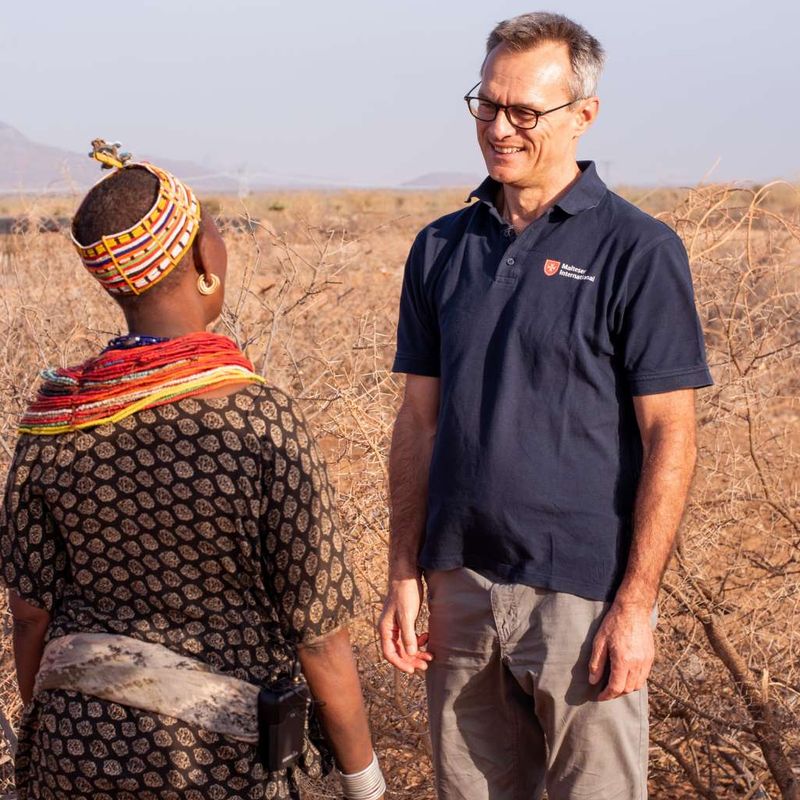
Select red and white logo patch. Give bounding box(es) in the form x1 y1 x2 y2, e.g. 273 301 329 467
543 259 561 277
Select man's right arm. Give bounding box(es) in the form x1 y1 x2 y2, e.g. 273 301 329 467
378 374 440 674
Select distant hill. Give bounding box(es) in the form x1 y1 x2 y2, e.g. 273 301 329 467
403 171 482 189
0 122 238 195
0 122 485 194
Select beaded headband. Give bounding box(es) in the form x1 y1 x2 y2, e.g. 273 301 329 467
71 140 201 297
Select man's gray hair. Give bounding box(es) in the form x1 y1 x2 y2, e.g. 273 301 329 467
485 12 605 99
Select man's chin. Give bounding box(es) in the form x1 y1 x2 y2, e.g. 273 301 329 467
486 164 524 186
488 171 523 189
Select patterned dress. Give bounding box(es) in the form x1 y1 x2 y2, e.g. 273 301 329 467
0 382 359 800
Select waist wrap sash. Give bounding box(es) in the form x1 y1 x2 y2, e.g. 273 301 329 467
34 633 260 743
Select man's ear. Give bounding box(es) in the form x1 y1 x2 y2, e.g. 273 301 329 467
573 96 600 138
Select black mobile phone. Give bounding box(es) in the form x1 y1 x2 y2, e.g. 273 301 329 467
257 677 311 772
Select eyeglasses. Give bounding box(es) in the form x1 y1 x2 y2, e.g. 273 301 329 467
463 81 580 130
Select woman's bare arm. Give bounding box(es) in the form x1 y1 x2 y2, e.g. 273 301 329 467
8 590 50 704
298 626 376 775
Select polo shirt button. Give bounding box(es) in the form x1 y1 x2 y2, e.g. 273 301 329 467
506 257 515 266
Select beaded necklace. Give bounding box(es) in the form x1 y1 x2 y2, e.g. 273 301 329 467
102 334 171 352
19 332 266 435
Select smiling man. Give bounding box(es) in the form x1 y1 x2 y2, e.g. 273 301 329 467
378 12 713 800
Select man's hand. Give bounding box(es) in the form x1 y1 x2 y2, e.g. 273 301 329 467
378 574 433 674
588 602 654 701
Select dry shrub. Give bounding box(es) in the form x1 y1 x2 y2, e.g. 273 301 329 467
649 184 800 799
0 184 797 798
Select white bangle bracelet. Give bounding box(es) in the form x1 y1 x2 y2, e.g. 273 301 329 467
339 751 386 800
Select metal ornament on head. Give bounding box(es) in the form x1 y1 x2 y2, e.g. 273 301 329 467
72 139 202 297
88 138 132 170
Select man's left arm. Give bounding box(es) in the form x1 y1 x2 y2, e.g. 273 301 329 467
588 387 698 700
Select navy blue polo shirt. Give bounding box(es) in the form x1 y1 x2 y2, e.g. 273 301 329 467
392 161 713 601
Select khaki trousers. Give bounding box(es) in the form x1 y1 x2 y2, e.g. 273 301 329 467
424 567 652 800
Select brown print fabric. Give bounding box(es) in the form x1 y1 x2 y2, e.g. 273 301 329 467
0 382 359 800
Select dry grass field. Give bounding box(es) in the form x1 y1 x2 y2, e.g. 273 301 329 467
0 181 797 798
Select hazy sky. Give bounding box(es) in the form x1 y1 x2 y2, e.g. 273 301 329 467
2 0 797 187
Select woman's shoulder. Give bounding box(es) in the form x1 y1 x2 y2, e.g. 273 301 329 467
171 382 310 446
216 381 300 421
164 381 290 415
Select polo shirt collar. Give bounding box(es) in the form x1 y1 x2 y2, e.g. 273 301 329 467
467 160 607 217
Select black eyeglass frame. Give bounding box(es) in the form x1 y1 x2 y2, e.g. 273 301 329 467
463 81 581 130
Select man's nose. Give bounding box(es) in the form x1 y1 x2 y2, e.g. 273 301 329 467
487 109 516 139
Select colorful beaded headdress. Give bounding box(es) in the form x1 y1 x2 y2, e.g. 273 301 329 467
71 139 201 297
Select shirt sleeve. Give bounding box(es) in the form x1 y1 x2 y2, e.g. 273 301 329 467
260 392 360 645
0 437 68 613
392 233 441 377
613 232 714 395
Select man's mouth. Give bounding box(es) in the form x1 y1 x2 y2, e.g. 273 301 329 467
491 144 524 155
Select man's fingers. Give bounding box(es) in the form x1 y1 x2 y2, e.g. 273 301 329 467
624 642 654 694
623 664 642 695
377 614 394 658
395 629 420 673
398 631 432 671
639 656 654 687
378 610 416 673
378 618 410 672
594 651 653 699
603 658 648 698
382 647 413 673
399 614 418 657
379 616 428 673
598 661 628 701
588 635 607 685
632 654 654 692
416 632 433 660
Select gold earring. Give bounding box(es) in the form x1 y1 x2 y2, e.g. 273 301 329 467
197 273 220 295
